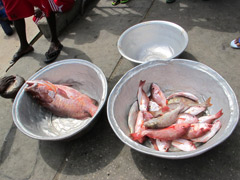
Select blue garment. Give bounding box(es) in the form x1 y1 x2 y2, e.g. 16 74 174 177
0 0 13 36
0 0 7 18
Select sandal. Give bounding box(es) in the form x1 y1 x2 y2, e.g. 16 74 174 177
10 46 34 64
112 0 120 6
44 43 63 63
120 0 129 3
166 0 176 3
230 37 240 49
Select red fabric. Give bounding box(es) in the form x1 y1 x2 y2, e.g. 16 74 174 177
2 0 74 21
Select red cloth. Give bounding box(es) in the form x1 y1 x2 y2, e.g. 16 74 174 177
2 0 74 21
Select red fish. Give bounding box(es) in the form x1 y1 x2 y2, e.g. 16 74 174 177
191 120 221 143
167 92 199 102
172 139 196 151
133 111 146 143
25 80 98 120
131 123 190 141
183 123 212 139
198 109 223 124
156 139 171 152
176 113 199 124
137 80 149 112
184 97 212 116
151 83 169 112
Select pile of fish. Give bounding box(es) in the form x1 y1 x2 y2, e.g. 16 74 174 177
25 80 98 120
129 80 222 152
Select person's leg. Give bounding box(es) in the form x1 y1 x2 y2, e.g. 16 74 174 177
45 12 63 63
0 19 13 36
14 19 29 49
10 18 34 63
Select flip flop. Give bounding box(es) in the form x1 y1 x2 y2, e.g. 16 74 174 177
166 0 176 3
230 37 240 49
120 0 129 3
112 0 120 6
10 46 34 64
44 43 63 63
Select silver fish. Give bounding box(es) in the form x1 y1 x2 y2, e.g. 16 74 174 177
128 101 139 133
144 104 184 128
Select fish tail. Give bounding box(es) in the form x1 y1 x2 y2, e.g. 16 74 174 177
131 133 144 143
89 105 98 117
139 80 146 87
216 109 223 118
206 97 212 107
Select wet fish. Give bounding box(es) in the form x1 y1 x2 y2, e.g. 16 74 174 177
144 104 184 128
167 92 199 102
142 111 154 121
172 139 196 151
128 101 139 133
131 123 190 141
151 83 169 111
191 120 221 143
133 111 146 143
149 138 159 151
184 97 212 116
25 80 98 120
198 109 223 124
137 80 149 112
176 113 199 124
183 123 212 139
156 139 171 152
149 100 160 112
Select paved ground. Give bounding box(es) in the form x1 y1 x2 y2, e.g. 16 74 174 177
0 0 240 179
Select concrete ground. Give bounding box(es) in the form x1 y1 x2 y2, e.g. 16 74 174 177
0 0 240 179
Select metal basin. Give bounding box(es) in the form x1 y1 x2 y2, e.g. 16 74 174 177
117 20 188 63
12 59 107 141
107 59 239 159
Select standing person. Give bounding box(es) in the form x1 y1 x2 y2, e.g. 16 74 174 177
2 0 74 64
0 0 13 36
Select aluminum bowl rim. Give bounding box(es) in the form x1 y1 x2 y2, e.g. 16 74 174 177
117 20 189 64
12 59 108 141
107 59 239 159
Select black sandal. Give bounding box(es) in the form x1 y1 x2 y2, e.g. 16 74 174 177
44 43 63 63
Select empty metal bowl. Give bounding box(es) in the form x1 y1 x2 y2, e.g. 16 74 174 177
117 20 188 63
107 59 239 159
12 59 107 141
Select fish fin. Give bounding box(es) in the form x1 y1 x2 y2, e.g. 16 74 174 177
206 97 212 107
57 88 70 99
216 109 223 118
139 80 146 87
131 133 144 143
149 138 159 151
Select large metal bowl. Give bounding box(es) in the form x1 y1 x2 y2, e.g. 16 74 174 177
12 59 107 141
107 59 239 159
117 20 188 63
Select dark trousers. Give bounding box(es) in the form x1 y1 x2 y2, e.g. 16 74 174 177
0 19 13 36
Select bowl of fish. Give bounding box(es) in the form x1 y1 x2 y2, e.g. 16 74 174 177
117 20 188 64
107 59 239 159
12 59 107 141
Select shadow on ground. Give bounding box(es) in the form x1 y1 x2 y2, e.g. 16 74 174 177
131 122 240 180
39 108 124 175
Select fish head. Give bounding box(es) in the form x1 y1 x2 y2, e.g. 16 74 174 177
25 80 56 103
151 83 159 94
